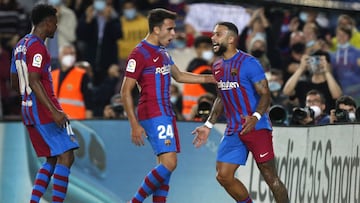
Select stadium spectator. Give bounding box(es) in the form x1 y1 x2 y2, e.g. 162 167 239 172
329 14 360 51
290 89 330 125
283 50 342 113
170 84 184 121
238 7 282 69
47 0 77 70
117 0 148 65
182 35 217 120
51 44 94 119
330 95 358 124
190 92 216 122
103 93 127 119
330 25 360 105
248 33 271 72
0 0 30 53
76 0 122 86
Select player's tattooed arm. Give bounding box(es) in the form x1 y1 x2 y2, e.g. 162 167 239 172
253 79 271 115
207 96 224 124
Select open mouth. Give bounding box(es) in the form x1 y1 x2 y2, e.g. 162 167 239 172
213 43 219 50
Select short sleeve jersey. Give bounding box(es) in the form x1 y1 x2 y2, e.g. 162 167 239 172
212 51 272 135
10 34 62 125
125 40 175 120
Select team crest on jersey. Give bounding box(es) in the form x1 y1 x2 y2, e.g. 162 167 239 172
32 53 42 68
126 59 136 73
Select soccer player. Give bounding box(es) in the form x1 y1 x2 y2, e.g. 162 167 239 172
10 4 79 203
192 22 289 203
121 8 215 203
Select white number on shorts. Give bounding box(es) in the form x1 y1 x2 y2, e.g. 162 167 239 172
157 124 174 139
15 59 32 95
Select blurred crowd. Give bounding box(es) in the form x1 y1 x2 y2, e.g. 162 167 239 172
1 0 360 126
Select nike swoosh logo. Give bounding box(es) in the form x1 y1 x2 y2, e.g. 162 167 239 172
153 57 159 62
260 152 269 158
215 70 221 75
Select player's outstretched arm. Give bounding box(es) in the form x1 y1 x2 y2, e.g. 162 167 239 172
121 76 146 146
192 96 223 148
171 64 216 84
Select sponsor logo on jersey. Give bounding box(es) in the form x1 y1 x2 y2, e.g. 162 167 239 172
155 65 170 75
217 80 239 90
32 53 42 68
126 59 136 73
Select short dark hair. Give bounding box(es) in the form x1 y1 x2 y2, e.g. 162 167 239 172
31 4 57 26
306 89 326 104
148 8 177 32
216 22 239 36
336 95 357 109
194 35 212 48
311 49 331 63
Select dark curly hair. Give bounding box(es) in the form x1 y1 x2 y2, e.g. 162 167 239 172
31 4 57 26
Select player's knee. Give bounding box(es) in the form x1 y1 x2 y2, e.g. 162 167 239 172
216 172 232 186
57 150 75 167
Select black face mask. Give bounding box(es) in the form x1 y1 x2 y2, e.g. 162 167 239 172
251 50 265 58
291 43 306 54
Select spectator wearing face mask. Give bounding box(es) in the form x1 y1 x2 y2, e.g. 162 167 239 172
283 50 342 113
76 0 122 86
248 33 271 72
330 25 360 105
51 44 94 120
117 0 148 65
46 0 77 70
267 69 296 115
290 89 330 125
330 95 358 124
329 14 360 51
282 31 307 82
182 35 217 120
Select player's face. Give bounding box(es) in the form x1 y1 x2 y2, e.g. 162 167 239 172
157 18 176 47
211 25 229 56
46 16 58 38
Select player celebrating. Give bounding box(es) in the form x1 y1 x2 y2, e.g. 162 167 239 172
192 22 289 203
121 8 215 203
10 4 79 203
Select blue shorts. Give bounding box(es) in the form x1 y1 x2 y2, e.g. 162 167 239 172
27 122 79 157
140 116 180 155
217 132 248 165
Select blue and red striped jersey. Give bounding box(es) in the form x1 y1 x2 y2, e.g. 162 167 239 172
213 51 272 135
125 40 175 120
10 34 62 125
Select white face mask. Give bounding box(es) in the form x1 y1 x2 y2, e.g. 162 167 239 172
268 81 282 92
61 55 76 67
201 50 214 61
170 96 177 103
337 42 350 49
349 112 356 121
309 105 321 118
94 0 106 12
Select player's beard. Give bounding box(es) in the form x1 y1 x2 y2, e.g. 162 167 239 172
214 44 227 56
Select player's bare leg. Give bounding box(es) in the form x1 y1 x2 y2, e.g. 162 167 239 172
257 159 289 203
216 162 251 201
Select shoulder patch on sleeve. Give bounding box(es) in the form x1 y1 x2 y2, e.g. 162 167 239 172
126 59 136 73
32 53 42 68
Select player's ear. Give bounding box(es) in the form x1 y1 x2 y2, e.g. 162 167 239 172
154 26 161 35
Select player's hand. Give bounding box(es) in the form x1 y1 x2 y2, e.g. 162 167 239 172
52 109 68 128
240 115 258 135
131 123 146 146
192 125 211 148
